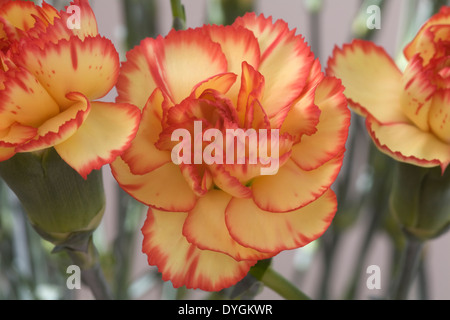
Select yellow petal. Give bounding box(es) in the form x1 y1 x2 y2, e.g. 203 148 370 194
111 157 197 212
251 156 343 213
233 12 292 62
121 88 171 175
191 72 237 99
209 164 252 199
367 116 450 171
205 24 261 105
206 24 260 77
179 164 212 197
0 67 59 129
226 189 337 253
235 13 314 119
183 190 273 261
54 101 141 179
140 28 228 105
404 8 450 62
280 58 323 141
116 38 156 110
0 122 37 147
290 76 350 171
13 35 119 110
0 0 57 33
16 92 90 153
59 0 98 39
328 39 408 124
116 39 158 110
236 62 265 127
26 1 97 45
429 89 450 143
142 208 256 291
401 56 435 131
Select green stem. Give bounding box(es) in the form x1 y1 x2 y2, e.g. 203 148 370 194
390 235 424 300
318 228 339 299
122 0 157 49
432 0 447 14
344 145 394 299
304 0 322 57
66 237 113 300
79 263 113 300
251 267 311 300
417 257 429 300
170 0 186 31
113 189 144 299
343 207 381 299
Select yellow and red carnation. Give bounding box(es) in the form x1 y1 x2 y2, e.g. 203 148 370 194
112 13 350 291
0 0 140 178
328 6 450 172
0 0 59 52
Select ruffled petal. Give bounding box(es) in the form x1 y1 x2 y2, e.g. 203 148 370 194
290 77 350 171
251 156 343 213
25 0 97 45
0 67 59 129
116 40 158 109
367 116 450 171
0 0 57 33
183 190 273 261
139 28 228 105
429 89 450 143
406 25 450 65
279 88 320 143
222 162 265 185
259 32 314 120
236 61 265 127
54 101 141 179
327 39 409 124
111 157 197 212
142 208 256 291
401 55 435 131
234 13 314 119
208 164 252 198
179 164 212 197
233 12 291 62
191 72 238 99
16 92 90 153
404 8 450 61
0 122 37 147
280 58 323 141
204 24 260 104
121 88 171 175
13 35 119 110
205 24 260 77
226 189 337 253
62 0 98 39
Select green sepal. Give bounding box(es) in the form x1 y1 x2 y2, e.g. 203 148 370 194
390 162 450 241
0 148 105 250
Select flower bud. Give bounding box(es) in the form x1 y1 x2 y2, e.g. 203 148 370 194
390 162 450 241
0 148 105 253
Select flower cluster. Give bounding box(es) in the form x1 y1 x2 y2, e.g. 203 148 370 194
112 13 350 291
0 0 140 178
2 0 449 300
328 7 450 172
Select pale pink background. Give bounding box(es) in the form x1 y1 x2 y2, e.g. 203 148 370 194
76 0 450 300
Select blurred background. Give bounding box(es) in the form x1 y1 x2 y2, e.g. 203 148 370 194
0 0 449 300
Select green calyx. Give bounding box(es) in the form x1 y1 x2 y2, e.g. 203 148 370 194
390 162 450 241
0 148 105 252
